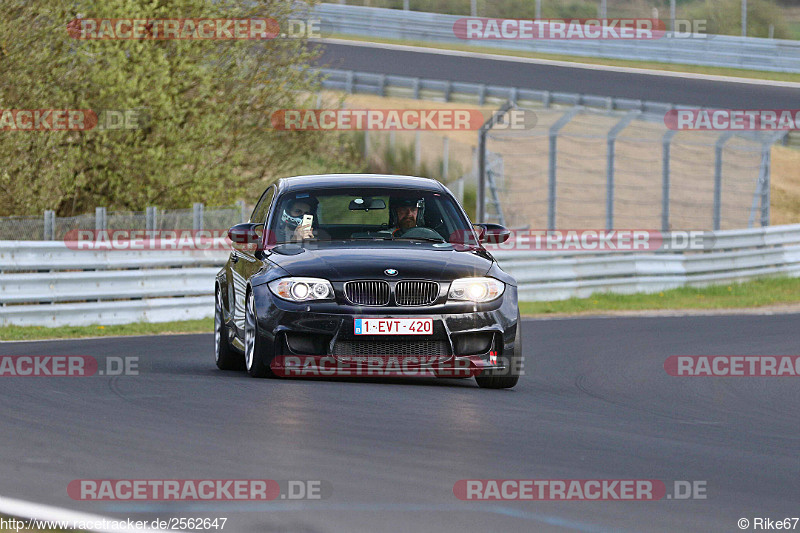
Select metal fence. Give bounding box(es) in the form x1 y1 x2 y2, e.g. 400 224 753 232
320 68 790 231
483 106 782 231
0 203 248 241
314 3 800 73
2 223 799 326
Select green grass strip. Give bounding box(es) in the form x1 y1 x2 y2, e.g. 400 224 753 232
520 276 800 315
0 319 213 342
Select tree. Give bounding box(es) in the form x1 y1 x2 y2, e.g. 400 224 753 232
0 0 328 216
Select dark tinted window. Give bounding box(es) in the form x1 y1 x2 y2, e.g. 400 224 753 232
250 186 275 224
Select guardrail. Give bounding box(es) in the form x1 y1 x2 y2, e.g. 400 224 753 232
314 3 800 73
0 242 228 327
319 67 677 113
2 224 799 327
486 224 800 301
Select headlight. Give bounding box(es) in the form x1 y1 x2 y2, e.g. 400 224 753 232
268 277 334 302
448 277 504 302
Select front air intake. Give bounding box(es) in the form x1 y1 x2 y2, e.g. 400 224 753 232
344 280 390 306
395 280 439 306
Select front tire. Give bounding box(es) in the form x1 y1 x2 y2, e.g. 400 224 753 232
244 289 274 378
475 311 523 389
215 288 243 370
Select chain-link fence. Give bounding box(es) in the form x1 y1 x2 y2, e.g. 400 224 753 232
483 106 782 231
362 129 477 204
0 203 248 241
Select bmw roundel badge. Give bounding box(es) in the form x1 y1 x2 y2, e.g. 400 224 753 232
384 268 398 276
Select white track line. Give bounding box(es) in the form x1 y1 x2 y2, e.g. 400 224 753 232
317 37 800 88
0 495 167 532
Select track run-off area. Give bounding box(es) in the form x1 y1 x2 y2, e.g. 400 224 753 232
1 314 798 532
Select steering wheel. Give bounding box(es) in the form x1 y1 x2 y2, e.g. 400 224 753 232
398 227 444 240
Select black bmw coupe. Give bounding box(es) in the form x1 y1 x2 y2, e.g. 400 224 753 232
214 174 522 388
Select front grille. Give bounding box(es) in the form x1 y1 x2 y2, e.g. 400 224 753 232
333 340 450 361
345 280 390 306
395 280 439 306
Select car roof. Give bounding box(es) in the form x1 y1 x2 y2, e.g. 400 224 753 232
276 174 446 194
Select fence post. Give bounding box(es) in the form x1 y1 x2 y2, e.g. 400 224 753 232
345 70 354 94
477 102 514 223
364 130 370 161
547 108 581 230
413 77 420 99
43 210 55 240
236 200 247 223
662 129 678 232
146 206 157 231
442 136 449 181
193 203 204 231
713 132 735 231
414 131 421 174
760 143 771 227
605 111 640 230
670 0 676 31
453 177 464 202
95 207 106 231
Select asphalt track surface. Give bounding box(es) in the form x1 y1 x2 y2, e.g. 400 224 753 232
315 41 800 109
1 314 798 532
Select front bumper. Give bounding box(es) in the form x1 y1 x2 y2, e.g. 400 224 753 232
251 282 519 371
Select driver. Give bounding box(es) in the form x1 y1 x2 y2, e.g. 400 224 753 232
389 197 423 237
280 196 318 241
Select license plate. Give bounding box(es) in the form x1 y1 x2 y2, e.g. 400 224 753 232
354 318 433 335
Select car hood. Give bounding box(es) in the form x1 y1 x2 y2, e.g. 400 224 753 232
266 241 493 281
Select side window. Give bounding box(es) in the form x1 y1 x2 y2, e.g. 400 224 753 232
250 186 275 225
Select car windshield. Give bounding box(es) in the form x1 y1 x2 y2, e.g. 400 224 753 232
270 187 474 244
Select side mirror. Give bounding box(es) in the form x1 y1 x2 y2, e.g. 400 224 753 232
228 223 263 251
474 223 511 244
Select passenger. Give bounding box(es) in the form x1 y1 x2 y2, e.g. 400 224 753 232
280 196 318 241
